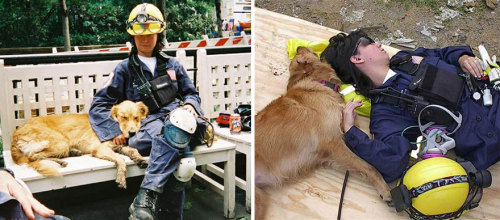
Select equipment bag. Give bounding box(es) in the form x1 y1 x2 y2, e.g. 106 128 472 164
129 54 178 113
150 74 178 108
409 64 465 111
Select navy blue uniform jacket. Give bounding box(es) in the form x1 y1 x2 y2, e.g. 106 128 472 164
344 46 500 182
89 54 202 142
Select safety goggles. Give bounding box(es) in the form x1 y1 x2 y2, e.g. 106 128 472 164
351 37 375 56
349 36 375 88
127 14 165 35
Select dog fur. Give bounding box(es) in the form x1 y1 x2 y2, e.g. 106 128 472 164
11 100 149 189
255 47 391 219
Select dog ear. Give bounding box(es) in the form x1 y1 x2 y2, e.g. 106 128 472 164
137 102 149 119
296 56 310 65
296 55 314 74
296 46 313 56
111 105 119 121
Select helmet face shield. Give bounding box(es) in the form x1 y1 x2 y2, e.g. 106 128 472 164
127 3 166 36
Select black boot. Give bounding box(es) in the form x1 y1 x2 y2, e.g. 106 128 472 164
129 188 159 220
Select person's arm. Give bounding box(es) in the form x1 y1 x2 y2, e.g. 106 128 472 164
0 169 54 220
343 100 415 182
401 46 474 67
173 59 204 116
394 46 483 78
89 62 128 143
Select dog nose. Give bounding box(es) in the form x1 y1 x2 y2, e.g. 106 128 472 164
129 131 136 137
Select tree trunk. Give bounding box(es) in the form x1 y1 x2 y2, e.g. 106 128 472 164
215 0 222 38
157 0 167 46
59 0 70 51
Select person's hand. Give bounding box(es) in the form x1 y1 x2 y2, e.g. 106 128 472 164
459 55 483 78
182 104 198 117
0 171 54 220
342 99 362 133
112 134 126 146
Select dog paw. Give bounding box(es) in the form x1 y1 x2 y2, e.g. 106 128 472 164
379 193 393 207
116 177 127 189
28 154 40 161
116 172 127 189
69 149 83 157
135 158 149 169
60 161 68 167
386 200 394 207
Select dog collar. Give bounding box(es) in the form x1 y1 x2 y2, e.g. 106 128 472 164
319 80 340 92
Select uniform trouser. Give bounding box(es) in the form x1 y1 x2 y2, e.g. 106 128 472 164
128 118 185 218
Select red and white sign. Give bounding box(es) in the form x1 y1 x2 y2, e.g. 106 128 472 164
167 35 251 49
67 35 251 54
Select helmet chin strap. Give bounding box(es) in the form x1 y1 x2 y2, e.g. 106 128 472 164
418 104 462 136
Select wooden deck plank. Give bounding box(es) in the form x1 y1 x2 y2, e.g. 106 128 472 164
255 7 500 219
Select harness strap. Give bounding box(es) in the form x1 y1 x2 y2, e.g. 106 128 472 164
371 88 419 110
197 115 214 148
373 93 411 109
129 55 150 86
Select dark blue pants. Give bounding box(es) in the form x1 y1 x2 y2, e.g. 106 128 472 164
128 118 185 218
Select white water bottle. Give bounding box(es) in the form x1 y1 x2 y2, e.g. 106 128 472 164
483 88 492 106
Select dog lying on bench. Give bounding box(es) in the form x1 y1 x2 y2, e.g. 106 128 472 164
10 100 149 189
255 47 391 218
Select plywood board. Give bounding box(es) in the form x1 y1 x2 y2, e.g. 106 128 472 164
254 7 500 219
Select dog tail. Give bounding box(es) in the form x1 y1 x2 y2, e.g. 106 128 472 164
255 187 269 219
28 160 62 176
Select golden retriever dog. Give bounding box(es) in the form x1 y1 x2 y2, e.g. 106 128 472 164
255 47 391 218
11 100 149 189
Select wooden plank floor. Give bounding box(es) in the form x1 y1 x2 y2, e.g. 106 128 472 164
255 7 500 219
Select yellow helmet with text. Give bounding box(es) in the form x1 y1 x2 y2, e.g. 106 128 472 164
403 157 469 216
126 3 165 35
390 157 492 219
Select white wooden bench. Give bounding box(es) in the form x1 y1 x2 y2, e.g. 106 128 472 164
211 126 252 212
194 48 252 212
0 49 244 218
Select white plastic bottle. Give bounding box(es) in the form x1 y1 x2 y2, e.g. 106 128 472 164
483 88 493 106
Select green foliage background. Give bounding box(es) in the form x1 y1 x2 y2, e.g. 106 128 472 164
0 0 215 48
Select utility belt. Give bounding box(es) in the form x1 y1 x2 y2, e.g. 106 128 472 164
129 53 178 113
372 56 465 125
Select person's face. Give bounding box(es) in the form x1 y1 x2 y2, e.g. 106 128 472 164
353 37 390 67
134 34 158 57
